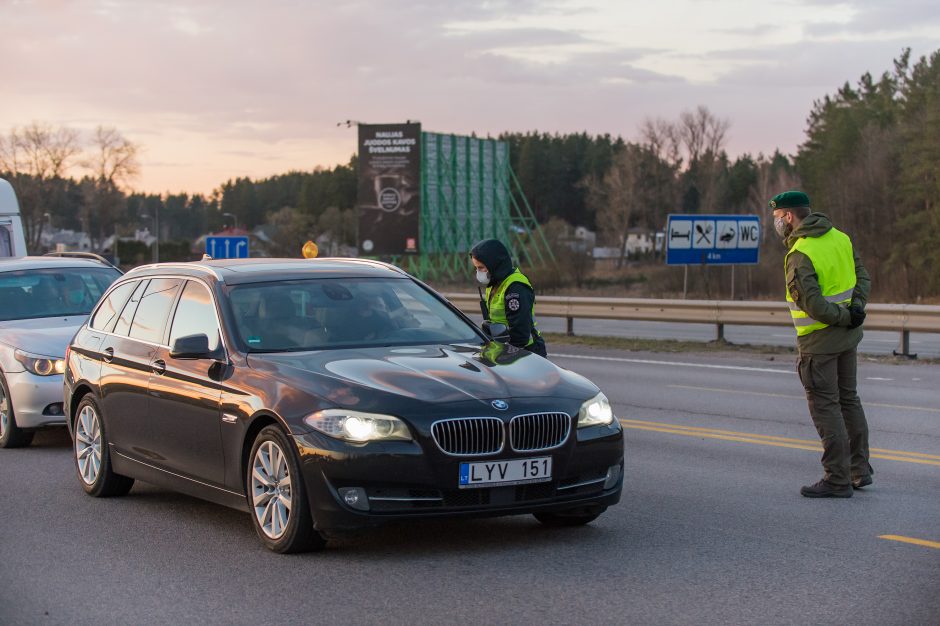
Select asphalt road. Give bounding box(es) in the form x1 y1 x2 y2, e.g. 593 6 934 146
1 346 938 624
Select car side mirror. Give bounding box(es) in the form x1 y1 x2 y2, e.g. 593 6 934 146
170 333 216 360
482 321 509 341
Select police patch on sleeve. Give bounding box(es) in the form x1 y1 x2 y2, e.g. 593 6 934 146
507 297 521 312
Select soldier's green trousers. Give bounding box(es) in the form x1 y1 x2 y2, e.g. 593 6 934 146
796 349 872 486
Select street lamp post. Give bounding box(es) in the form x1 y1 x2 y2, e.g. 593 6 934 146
155 203 160 263
222 212 237 230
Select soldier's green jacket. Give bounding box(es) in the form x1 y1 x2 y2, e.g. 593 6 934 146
784 212 871 355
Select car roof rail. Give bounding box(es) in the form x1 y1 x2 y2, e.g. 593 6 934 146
126 261 223 280
42 251 122 272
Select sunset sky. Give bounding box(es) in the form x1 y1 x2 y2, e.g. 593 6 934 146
3 0 937 194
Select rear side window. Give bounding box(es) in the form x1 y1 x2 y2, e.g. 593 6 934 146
128 278 182 344
113 280 148 336
90 281 138 331
168 281 221 352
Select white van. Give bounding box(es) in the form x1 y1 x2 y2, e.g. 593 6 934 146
0 178 28 258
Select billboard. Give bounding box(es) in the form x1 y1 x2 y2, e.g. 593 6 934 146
666 214 761 265
357 122 421 255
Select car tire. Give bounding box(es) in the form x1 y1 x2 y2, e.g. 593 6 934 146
534 505 607 527
247 425 326 554
73 395 134 497
0 372 34 449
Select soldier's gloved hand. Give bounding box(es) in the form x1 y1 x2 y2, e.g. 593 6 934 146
847 304 866 329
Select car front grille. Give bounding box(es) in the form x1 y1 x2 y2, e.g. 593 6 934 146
510 412 571 452
431 417 504 456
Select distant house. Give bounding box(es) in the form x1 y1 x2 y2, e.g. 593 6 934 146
592 228 660 260
40 228 92 252
625 227 655 255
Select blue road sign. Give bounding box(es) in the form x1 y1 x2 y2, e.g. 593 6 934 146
206 236 249 259
666 214 761 265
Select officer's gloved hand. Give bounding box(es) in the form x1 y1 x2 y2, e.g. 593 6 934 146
847 304 866 329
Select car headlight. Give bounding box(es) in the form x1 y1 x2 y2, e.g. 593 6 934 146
304 409 412 442
578 392 614 428
14 349 66 376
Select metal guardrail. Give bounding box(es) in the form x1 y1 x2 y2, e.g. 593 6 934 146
444 293 940 357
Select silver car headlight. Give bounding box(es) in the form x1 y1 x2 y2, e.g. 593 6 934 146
304 409 412 442
14 349 66 376
577 392 614 428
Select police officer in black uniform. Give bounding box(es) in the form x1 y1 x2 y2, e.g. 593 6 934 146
469 239 547 357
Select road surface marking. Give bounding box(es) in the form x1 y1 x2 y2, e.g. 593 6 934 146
878 535 940 550
667 384 940 414
619 419 940 466
866 377 893 381
553 353 793 375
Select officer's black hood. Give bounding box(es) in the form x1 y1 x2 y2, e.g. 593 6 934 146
470 239 515 286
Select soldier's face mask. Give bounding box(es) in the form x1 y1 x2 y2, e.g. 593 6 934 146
774 215 792 240
475 270 489 285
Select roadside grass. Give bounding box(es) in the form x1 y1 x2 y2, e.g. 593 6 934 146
542 332 938 365
543 332 796 355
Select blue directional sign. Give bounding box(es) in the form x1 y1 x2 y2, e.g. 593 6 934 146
666 214 761 265
206 236 249 259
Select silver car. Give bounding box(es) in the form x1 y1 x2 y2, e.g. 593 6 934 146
0 255 121 447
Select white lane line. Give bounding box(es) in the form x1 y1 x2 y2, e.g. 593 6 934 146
866 377 894 381
668 384 940 414
552 353 794 375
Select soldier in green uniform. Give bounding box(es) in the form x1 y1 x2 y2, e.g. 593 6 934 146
469 239 547 358
771 190 873 498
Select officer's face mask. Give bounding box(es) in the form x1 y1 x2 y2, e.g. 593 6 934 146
774 215 792 240
475 269 489 285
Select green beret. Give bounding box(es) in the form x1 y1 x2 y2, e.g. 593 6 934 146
768 190 810 211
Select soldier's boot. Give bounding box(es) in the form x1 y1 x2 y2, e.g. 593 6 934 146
800 479 853 498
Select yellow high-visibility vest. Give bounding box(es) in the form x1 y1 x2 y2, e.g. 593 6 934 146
485 269 541 347
785 228 856 336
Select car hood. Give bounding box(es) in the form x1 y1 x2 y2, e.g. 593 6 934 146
0 316 84 357
247 343 598 407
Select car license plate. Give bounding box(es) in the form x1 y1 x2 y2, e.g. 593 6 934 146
458 457 552 489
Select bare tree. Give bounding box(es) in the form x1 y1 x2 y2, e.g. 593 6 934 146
678 105 729 163
585 146 645 269
267 206 315 257
0 122 81 251
675 106 731 213
640 118 682 168
83 126 140 187
316 206 357 254
80 126 140 249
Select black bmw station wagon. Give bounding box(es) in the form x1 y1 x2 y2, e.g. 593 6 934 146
64 258 624 552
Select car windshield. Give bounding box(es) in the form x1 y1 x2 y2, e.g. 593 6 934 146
229 277 480 352
0 266 122 321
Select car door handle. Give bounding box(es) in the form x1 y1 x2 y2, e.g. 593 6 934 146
151 359 166 375
102 347 114 363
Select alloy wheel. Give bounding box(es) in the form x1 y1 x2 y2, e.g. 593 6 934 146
251 440 292 539
75 405 102 485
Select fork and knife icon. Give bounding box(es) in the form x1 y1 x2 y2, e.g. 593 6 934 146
695 223 713 244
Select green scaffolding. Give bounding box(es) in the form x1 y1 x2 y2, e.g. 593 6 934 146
387 131 554 282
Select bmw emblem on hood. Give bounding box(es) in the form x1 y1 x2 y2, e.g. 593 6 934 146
491 400 509 411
